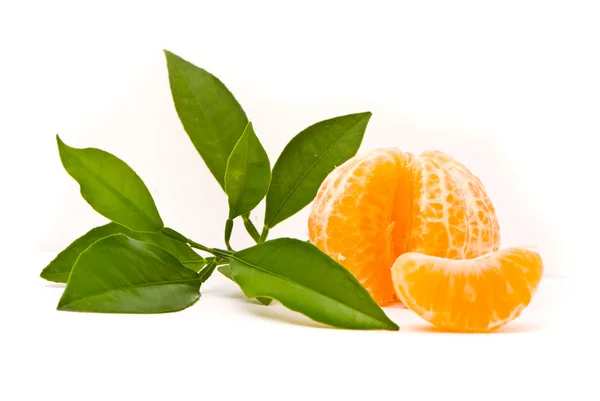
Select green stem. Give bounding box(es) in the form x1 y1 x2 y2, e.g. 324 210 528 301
198 259 218 283
161 227 232 259
209 247 233 259
224 219 234 251
258 226 269 243
160 227 189 243
184 239 213 254
241 213 261 242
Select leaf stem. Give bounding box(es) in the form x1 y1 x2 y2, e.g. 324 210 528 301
224 218 234 250
241 213 261 242
184 238 212 254
161 227 232 259
259 226 270 243
209 247 233 259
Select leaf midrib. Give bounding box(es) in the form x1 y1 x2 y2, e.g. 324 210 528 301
229 132 250 216
60 277 202 308
229 253 391 327
174 63 226 186
266 118 364 226
65 149 160 230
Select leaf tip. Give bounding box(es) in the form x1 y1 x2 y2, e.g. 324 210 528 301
163 49 189 68
56 135 76 154
56 300 70 311
257 297 273 306
387 321 400 331
55 135 72 164
56 134 65 148
359 111 373 120
163 49 176 60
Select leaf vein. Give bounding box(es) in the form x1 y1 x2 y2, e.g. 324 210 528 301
65 150 159 230
229 254 387 325
267 119 363 226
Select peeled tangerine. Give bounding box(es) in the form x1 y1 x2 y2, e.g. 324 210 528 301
308 148 543 332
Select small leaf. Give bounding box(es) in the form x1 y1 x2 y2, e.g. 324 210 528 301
225 122 271 219
58 234 202 313
241 213 260 242
40 223 206 283
57 136 163 232
165 50 248 188
218 265 272 305
256 296 273 306
198 259 218 283
228 238 398 330
264 112 371 228
224 218 234 250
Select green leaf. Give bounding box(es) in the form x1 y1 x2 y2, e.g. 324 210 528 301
225 122 271 219
165 50 248 188
256 296 272 306
241 213 261 242
58 234 202 313
218 265 272 306
228 238 398 330
56 136 163 232
198 259 218 283
264 112 371 228
40 223 206 283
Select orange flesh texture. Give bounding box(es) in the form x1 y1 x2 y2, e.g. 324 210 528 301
391 248 543 332
309 150 406 306
420 151 500 258
308 148 501 306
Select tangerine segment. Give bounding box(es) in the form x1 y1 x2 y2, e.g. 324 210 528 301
308 148 501 306
422 151 500 258
391 248 543 332
308 149 406 306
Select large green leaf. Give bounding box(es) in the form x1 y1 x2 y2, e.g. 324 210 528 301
40 223 206 283
228 238 399 330
165 50 248 188
225 122 271 219
264 112 371 228
57 234 202 313
57 136 163 232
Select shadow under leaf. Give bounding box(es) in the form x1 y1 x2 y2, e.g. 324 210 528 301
43 282 66 288
239 300 334 330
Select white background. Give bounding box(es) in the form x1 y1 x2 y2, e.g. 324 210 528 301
2 0 599 278
1 1 598 399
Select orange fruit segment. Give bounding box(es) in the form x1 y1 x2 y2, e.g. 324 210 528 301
308 148 500 306
391 247 544 332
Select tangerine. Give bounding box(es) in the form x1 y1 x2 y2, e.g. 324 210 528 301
308 148 501 306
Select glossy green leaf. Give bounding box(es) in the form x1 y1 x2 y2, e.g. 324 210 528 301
229 238 398 330
165 50 248 188
57 136 163 232
58 234 202 313
225 122 271 219
264 112 371 228
218 265 272 305
40 223 206 283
